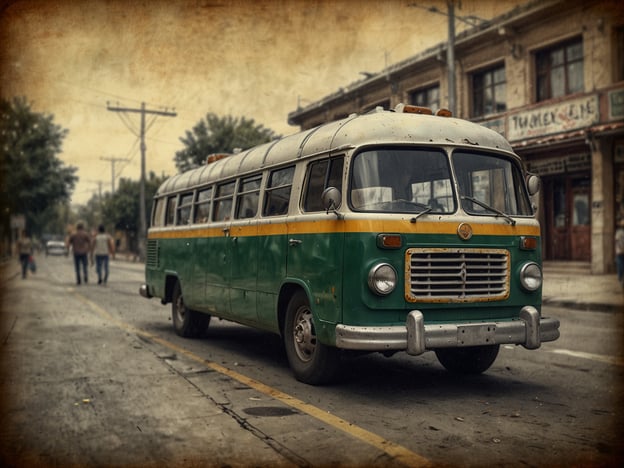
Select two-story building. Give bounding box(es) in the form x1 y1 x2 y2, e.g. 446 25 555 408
287 0 624 274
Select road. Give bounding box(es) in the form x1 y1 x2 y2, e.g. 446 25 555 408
1 255 623 467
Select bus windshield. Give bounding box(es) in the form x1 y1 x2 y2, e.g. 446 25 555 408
452 151 533 217
350 148 455 213
350 147 532 218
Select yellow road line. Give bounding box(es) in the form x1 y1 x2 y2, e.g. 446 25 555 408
74 291 432 467
549 348 624 367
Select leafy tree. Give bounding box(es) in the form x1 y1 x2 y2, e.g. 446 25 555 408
0 97 77 238
175 114 280 172
99 172 167 252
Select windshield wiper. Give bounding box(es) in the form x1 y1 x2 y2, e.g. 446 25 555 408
461 196 516 225
410 206 432 223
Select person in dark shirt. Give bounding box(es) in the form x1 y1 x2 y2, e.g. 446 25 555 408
66 222 92 285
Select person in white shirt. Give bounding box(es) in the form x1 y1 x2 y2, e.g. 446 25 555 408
92 224 115 285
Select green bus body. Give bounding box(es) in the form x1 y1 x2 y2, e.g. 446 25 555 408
141 105 559 384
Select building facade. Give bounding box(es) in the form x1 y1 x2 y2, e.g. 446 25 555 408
287 0 624 274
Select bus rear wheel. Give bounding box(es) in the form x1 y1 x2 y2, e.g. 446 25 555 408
171 282 210 338
284 291 340 385
434 345 500 374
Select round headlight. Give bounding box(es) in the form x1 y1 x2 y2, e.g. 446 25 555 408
520 262 542 291
368 263 397 296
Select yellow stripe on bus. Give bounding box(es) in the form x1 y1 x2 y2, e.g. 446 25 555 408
148 219 540 240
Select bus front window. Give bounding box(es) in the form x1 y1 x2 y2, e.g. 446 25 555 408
452 151 532 217
350 148 455 213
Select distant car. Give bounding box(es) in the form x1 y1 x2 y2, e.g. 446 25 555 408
46 240 68 256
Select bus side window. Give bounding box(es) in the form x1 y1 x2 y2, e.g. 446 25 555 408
152 198 166 227
235 175 262 219
213 181 236 222
193 187 212 224
165 196 176 226
176 192 194 225
303 157 344 212
263 166 295 217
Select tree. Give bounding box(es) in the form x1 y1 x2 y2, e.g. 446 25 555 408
0 97 77 238
99 172 167 253
174 114 280 172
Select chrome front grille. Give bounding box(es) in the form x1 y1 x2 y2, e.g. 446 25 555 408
146 239 159 269
406 248 510 302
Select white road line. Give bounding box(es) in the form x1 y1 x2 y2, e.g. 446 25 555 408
549 349 624 366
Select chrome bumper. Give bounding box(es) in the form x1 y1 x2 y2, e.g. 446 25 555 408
335 306 560 355
139 284 152 299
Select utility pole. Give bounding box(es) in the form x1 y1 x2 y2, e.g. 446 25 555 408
447 0 456 116
106 102 177 260
408 1 487 116
100 156 129 193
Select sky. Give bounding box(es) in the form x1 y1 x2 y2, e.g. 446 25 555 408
0 0 524 205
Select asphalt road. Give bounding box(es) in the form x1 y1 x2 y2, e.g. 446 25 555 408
1 255 623 467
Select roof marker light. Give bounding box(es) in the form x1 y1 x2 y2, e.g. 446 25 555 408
395 103 433 115
206 153 230 165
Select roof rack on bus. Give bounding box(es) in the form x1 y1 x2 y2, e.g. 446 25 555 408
205 153 231 165
394 103 452 117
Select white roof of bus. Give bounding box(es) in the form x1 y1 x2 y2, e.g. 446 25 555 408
156 109 515 197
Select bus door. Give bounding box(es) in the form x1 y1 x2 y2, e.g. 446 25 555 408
205 180 236 317
256 166 296 331
287 157 345 327
228 174 262 325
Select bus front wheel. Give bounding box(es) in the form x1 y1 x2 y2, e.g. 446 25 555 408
284 291 340 385
434 345 500 374
171 282 210 338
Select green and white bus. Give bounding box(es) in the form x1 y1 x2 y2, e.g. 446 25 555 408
140 104 560 385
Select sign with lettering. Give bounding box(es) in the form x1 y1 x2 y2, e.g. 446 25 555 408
507 95 599 142
526 153 590 176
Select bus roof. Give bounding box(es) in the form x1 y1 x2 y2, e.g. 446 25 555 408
156 107 515 197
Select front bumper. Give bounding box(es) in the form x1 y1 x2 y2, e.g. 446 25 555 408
335 306 559 355
139 283 152 299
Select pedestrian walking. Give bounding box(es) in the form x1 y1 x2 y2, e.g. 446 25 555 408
67 222 92 285
616 220 624 289
92 224 115 285
16 229 33 279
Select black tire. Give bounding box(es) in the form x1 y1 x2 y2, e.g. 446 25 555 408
171 281 210 338
284 290 340 385
435 345 500 374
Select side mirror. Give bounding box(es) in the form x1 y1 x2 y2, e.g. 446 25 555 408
527 174 541 196
321 187 343 219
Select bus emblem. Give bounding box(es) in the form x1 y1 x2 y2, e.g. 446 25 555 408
457 223 473 240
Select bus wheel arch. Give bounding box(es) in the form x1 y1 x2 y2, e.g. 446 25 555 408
282 288 340 385
171 280 210 338
163 274 179 304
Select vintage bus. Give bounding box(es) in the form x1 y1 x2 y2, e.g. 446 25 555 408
140 104 560 385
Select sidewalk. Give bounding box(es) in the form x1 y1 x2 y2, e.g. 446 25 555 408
542 261 624 312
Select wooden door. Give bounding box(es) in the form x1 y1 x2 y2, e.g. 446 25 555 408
544 175 591 261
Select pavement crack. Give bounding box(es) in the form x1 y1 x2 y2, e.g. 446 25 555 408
1 315 17 346
157 351 310 467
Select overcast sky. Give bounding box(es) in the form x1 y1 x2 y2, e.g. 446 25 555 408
1 0 523 204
